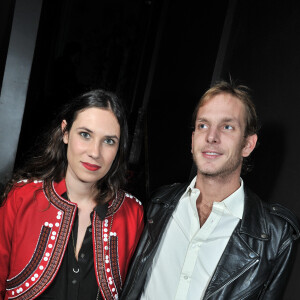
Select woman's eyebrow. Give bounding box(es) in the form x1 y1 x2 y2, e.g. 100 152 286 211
105 135 119 140
77 127 93 133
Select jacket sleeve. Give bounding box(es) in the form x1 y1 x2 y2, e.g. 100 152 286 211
0 188 21 299
260 216 299 299
131 204 144 258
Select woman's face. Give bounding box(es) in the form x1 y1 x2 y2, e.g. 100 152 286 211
62 107 120 186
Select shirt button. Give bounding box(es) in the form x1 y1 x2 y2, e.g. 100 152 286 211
89 228 92 233
80 253 85 258
183 275 189 280
72 279 77 285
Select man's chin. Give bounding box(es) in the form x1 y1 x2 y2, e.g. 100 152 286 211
200 170 222 177
197 164 242 179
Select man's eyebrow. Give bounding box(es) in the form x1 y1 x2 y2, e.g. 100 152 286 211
196 117 242 126
221 118 243 127
221 117 239 123
196 117 209 122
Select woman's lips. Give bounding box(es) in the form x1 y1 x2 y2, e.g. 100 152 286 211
81 162 101 171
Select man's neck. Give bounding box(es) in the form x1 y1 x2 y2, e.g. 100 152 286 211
195 172 241 226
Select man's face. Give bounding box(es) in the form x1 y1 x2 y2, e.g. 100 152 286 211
191 93 257 179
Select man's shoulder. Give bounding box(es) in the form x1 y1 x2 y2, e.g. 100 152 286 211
244 186 300 240
263 201 300 239
150 182 188 203
144 182 188 217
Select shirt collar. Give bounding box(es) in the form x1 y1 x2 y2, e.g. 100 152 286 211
183 176 198 197
184 176 244 219
222 179 244 219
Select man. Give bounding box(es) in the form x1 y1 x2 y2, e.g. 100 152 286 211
121 81 300 300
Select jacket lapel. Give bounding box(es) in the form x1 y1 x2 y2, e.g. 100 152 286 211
203 226 260 299
147 183 188 244
203 187 269 299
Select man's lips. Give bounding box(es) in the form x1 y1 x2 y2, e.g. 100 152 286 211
81 162 101 171
202 151 222 158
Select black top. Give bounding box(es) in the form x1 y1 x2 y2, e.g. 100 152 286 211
37 193 108 300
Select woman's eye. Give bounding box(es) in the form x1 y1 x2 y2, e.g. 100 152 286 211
224 125 233 130
80 132 90 139
104 138 115 145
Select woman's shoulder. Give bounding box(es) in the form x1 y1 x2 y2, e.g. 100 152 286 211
114 190 143 214
14 179 43 189
2 179 44 211
9 179 44 198
118 190 144 222
123 191 143 207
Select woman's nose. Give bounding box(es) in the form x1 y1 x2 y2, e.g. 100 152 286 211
88 141 101 159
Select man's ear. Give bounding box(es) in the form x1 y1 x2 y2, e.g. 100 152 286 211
242 134 257 158
61 120 68 144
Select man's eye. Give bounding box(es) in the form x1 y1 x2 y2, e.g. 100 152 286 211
198 124 208 129
224 125 233 130
80 132 90 139
104 138 115 145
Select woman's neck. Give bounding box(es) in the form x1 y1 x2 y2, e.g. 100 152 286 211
65 173 97 206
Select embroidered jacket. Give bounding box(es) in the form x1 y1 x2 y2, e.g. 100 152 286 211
0 179 144 300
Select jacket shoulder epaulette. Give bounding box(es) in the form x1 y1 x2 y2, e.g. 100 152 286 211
267 202 300 240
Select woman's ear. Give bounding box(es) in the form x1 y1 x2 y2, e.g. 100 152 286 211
61 120 68 144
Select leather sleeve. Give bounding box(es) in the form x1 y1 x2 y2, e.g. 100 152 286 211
259 214 299 299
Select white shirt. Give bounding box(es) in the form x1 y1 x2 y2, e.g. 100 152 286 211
141 177 244 300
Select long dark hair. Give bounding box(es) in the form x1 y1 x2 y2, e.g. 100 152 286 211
1 89 128 205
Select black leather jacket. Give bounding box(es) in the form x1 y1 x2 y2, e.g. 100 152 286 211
121 183 300 300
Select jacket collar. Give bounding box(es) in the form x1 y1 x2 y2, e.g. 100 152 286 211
151 182 189 206
152 182 270 240
239 186 270 240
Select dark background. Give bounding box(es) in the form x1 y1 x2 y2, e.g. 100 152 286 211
1 0 300 298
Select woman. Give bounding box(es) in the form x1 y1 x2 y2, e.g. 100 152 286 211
0 90 144 300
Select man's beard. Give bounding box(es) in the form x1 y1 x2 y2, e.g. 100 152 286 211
193 151 243 179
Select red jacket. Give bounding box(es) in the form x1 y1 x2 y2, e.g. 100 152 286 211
0 179 144 300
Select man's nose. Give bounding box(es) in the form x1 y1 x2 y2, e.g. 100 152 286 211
206 127 220 143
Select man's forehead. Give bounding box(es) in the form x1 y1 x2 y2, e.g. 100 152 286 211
198 93 244 112
196 93 247 125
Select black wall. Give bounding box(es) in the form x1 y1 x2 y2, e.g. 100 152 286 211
145 0 229 190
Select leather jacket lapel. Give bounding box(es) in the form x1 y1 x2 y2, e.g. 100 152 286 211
203 226 260 299
203 187 269 299
147 183 188 243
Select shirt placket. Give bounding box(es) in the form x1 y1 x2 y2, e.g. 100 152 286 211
174 200 224 300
